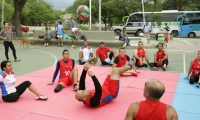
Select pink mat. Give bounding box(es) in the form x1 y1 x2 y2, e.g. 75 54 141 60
0 65 179 120
128 77 178 92
137 70 180 81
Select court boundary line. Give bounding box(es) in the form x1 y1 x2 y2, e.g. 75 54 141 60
31 49 57 66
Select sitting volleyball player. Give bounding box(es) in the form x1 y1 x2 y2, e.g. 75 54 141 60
79 40 95 65
112 48 138 77
47 49 79 92
75 60 135 108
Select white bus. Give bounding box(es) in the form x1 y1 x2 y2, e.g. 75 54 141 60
126 10 185 37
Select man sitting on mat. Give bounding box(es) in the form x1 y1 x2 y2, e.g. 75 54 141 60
133 41 149 68
185 51 200 87
94 42 116 66
47 49 79 92
125 79 178 120
75 60 135 108
112 48 138 77
149 43 169 71
79 40 95 65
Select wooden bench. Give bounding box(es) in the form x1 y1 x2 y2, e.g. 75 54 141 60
28 30 124 47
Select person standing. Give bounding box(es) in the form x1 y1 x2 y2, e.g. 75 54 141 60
142 22 151 44
0 22 20 62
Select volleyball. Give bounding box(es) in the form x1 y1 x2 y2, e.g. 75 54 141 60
77 5 90 20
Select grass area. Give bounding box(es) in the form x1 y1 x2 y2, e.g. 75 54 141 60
23 32 34 37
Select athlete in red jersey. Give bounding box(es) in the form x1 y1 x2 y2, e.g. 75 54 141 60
75 61 135 108
149 43 169 71
125 79 178 120
185 51 200 87
112 48 138 77
133 41 149 68
47 49 79 92
94 42 116 66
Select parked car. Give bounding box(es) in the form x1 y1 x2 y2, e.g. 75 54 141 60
112 23 144 36
12 25 29 33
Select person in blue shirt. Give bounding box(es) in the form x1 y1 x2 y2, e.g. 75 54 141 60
44 27 51 47
69 17 78 40
57 21 64 46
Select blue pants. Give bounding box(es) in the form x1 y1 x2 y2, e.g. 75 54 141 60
120 38 130 46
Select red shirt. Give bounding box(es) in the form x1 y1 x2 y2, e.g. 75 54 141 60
156 50 165 67
59 59 73 78
134 100 167 120
96 47 110 60
84 86 113 107
192 58 200 76
136 48 145 65
116 54 128 67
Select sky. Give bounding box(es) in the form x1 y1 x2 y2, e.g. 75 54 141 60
45 0 75 10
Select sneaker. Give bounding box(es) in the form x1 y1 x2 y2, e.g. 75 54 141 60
46 43 49 46
196 82 200 87
44 43 46 47
132 72 138 77
161 65 166 71
73 85 79 91
58 44 60 47
151 67 159 71
36 95 48 100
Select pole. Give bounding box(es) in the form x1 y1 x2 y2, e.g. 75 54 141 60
1 0 4 27
99 0 101 31
89 0 92 29
142 0 145 23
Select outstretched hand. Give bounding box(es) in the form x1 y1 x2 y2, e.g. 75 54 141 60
84 62 91 71
47 82 54 85
184 76 189 80
88 71 94 77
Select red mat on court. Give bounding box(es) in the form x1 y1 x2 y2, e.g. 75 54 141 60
0 65 180 120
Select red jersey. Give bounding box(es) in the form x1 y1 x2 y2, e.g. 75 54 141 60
84 86 114 107
96 47 110 60
156 50 165 67
134 100 167 120
192 58 200 76
136 48 145 65
116 54 127 67
59 59 73 78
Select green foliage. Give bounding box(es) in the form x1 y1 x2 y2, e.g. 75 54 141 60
77 24 90 31
162 0 200 11
150 13 163 27
1 0 63 26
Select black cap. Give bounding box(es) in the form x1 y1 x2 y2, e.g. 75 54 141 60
100 42 104 44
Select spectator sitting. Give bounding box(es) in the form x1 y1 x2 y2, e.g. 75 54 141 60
119 27 131 46
69 17 78 40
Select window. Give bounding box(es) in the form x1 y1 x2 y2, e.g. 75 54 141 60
128 14 142 22
183 13 200 24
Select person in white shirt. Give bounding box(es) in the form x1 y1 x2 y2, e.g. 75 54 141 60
0 61 48 102
79 40 95 65
142 22 151 44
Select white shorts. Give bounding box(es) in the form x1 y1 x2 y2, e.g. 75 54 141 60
81 57 89 63
57 35 62 38
71 28 78 32
104 57 112 63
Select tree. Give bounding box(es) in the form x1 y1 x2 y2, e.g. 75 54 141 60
150 13 163 27
162 0 200 11
13 0 27 38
